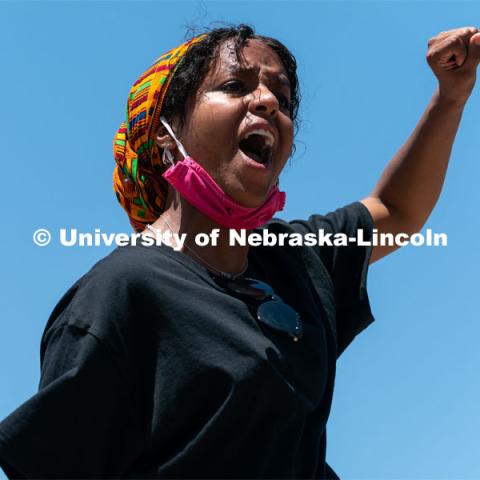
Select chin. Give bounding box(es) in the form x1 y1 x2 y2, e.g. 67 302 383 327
222 175 275 207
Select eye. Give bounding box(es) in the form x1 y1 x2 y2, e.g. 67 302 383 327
276 92 291 112
221 80 245 94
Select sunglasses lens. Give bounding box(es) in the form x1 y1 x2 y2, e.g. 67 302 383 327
245 279 275 296
257 298 303 340
217 278 272 301
212 274 303 341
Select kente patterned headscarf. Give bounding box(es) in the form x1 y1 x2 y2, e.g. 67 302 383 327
113 35 207 233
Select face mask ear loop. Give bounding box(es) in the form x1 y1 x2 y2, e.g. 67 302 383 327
160 116 189 160
162 148 175 166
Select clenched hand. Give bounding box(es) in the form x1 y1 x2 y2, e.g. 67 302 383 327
427 26 480 104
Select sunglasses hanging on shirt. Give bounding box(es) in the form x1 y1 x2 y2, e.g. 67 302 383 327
210 274 303 342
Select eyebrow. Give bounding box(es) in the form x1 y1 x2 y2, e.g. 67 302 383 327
277 76 291 88
226 64 291 89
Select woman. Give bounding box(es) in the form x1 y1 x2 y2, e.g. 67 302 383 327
0 24 478 479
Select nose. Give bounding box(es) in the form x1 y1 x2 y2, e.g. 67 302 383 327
248 85 279 118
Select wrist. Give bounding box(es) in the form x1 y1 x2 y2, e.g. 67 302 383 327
436 85 471 109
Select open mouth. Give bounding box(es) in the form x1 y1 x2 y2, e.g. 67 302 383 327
238 130 274 165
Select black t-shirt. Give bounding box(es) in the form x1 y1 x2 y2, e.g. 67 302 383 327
0 202 375 479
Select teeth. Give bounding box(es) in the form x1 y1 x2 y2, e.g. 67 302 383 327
243 129 274 148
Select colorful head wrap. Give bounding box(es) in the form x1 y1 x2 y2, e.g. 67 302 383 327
113 35 207 232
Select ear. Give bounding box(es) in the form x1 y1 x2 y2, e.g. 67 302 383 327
155 124 176 151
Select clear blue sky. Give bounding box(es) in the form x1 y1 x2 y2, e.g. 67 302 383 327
1 1 480 478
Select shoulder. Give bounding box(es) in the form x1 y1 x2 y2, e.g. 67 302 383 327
42 244 174 344
277 201 374 236
252 202 374 262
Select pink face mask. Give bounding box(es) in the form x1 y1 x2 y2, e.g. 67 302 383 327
159 117 286 230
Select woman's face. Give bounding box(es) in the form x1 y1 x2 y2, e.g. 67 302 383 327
172 39 294 208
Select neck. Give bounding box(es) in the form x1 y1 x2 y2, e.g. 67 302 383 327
145 189 252 278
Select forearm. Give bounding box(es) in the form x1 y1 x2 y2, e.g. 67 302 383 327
371 88 467 231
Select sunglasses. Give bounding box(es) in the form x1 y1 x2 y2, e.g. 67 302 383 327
211 274 303 342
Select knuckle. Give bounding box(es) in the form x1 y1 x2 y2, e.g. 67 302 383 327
443 36 462 49
449 38 461 48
